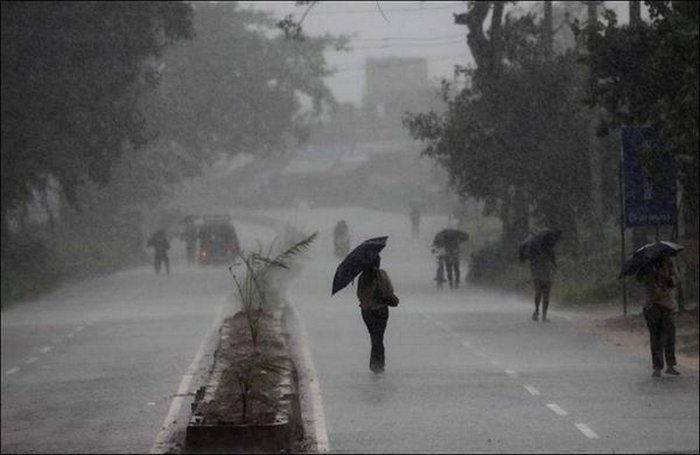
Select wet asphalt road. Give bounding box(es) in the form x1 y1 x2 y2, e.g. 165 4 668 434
1 220 277 454
2 207 698 454
279 206 699 454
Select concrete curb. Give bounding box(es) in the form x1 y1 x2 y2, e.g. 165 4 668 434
184 309 303 453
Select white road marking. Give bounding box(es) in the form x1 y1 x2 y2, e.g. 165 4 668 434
574 422 600 439
66 333 74 339
25 357 39 364
546 403 568 416
291 305 330 453
461 340 471 348
75 326 84 332
505 369 518 378
150 302 228 454
489 359 501 367
523 384 541 396
39 346 53 354
6 367 20 375
474 350 487 358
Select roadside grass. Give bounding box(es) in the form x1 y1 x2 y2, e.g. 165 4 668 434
2 237 147 308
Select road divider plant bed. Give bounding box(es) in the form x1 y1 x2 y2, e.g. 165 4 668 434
185 229 316 453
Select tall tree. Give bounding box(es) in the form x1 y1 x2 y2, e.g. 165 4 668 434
1 1 194 249
147 2 347 166
406 2 608 253
579 0 699 300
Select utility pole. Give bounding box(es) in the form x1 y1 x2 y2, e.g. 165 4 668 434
585 1 605 247
629 0 641 25
544 1 553 60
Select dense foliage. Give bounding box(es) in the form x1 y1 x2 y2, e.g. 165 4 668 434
1 1 193 221
404 5 616 253
579 1 699 237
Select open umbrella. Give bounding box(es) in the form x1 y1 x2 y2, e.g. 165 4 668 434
519 228 561 262
619 240 684 278
332 236 388 295
433 229 469 250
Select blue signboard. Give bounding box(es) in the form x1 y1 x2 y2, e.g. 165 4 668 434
621 126 677 227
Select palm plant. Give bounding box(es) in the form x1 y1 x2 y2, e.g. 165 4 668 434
228 231 317 345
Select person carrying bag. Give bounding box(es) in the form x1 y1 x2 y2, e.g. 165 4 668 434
357 256 398 373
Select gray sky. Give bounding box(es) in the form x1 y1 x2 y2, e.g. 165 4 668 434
241 1 633 106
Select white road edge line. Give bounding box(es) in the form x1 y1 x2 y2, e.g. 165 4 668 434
39 346 53 354
546 403 568 416
5 367 20 375
574 422 600 439
523 384 541 396
291 304 330 453
25 357 39 364
149 301 228 454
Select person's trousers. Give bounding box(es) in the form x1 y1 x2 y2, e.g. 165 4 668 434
643 304 677 371
155 253 170 274
361 306 389 371
444 255 460 288
533 279 552 314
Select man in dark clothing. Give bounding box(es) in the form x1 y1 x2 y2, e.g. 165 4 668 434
334 220 350 258
638 256 681 377
147 229 170 274
522 228 560 322
529 246 554 321
410 205 421 238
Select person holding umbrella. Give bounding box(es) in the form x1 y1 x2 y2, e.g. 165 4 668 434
622 241 683 377
332 236 397 373
520 228 561 322
432 229 469 290
357 255 395 373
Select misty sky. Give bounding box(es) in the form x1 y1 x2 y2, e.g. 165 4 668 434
241 1 633 106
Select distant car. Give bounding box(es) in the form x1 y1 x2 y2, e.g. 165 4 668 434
198 215 240 265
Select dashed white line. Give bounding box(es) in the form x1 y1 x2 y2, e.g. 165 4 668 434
39 346 53 354
461 340 471 348
25 357 39 365
474 350 487 358
75 326 85 332
489 359 501 367
6 367 20 375
574 422 600 439
505 369 518 378
66 333 74 339
546 403 568 416
523 384 541 396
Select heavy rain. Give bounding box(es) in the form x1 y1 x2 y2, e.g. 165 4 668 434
1 1 698 454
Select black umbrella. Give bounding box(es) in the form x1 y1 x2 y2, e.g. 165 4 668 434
519 228 561 262
619 240 684 278
433 229 469 250
332 236 388 295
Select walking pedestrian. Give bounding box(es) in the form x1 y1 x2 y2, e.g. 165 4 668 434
637 256 681 377
147 229 170 274
356 255 395 373
523 229 561 322
410 205 421 238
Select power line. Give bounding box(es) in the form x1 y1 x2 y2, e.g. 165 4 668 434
350 33 465 43
332 53 469 73
351 38 465 50
304 4 467 16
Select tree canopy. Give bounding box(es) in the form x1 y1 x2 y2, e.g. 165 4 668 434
1 1 194 235
579 1 699 235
